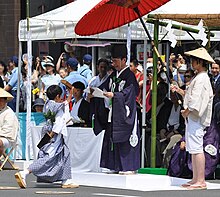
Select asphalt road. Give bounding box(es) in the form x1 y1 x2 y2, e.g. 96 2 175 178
1 170 220 197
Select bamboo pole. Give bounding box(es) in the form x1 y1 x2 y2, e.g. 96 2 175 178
146 18 215 37
148 14 220 21
150 20 159 168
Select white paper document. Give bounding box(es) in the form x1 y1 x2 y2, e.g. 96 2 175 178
84 87 107 98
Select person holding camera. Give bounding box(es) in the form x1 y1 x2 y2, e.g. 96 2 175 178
169 53 188 88
56 52 67 72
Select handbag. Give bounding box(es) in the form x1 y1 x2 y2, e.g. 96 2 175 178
37 133 51 149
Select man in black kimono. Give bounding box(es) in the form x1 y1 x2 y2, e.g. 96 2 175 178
91 44 140 174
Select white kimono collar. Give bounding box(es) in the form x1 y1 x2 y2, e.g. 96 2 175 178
117 66 129 78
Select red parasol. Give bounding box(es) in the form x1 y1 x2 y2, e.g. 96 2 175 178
75 0 170 36
75 0 172 84
75 0 174 86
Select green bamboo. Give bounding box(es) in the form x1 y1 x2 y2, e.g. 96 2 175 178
208 27 220 31
150 20 159 168
145 18 215 37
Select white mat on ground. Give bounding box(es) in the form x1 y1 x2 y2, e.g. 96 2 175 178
72 172 220 191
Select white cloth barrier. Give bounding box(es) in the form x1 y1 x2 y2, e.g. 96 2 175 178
31 126 104 172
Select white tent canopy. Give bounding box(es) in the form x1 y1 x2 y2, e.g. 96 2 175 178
19 0 220 42
18 0 148 41
151 0 220 14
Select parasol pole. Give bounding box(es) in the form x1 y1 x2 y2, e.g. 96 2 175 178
134 8 172 81
134 8 183 104
133 8 177 92
133 7 184 167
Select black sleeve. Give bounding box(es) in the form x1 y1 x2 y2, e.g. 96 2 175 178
90 97 109 135
0 77 4 88
78 99 91 127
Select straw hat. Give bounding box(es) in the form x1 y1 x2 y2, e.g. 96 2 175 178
184 47 215 63
0 88 14 102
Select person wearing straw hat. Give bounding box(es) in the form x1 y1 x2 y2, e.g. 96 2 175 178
0 88 19 156
172 47 214 190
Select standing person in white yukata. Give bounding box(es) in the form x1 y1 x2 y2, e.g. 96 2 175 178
172 48 214 190
87 58 109 102
88 58 109 88
15 85 79 189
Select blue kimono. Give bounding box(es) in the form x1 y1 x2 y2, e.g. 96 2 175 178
91 67 140 172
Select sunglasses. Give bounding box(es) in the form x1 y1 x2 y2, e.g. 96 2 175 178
184 75 191 78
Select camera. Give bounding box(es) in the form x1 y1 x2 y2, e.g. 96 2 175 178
62 53 67 61
147 67 153 75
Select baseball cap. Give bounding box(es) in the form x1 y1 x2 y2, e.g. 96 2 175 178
9 56 18 65
83 54 92 63
66 58 78 68
32 98 45 110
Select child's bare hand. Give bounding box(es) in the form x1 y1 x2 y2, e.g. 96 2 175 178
69 87 74 95
87 93 94 99
180 141 186 150
103 92 114 98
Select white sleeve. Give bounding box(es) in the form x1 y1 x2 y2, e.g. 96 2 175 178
52 110 65 134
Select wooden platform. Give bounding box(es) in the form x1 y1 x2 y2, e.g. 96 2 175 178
72 171 220 191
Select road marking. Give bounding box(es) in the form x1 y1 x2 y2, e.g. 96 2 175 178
0 186 19 190
92 193 142 197
35 191 75 194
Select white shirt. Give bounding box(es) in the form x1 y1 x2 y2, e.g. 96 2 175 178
184 71 213 127
70 98 83 120
88 74 108 88
41 74 61 91
0 106 18 143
